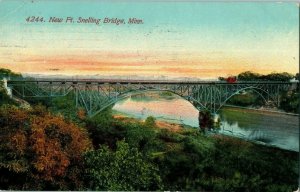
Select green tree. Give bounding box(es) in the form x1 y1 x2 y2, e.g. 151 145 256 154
237 71 261 81
226 91 262 107
49 93 86 124
123 120 158 153
145 116 156 127
280 90 299 113
0 68 22 79
261 72 294 81
218 76 226 81
84 140 162 191
84 107 124 149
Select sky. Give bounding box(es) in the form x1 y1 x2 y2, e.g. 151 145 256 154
0 0 299 79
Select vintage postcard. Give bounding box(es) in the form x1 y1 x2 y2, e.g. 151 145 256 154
0 0 299 191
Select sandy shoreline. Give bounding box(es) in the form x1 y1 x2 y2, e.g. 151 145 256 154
113 114 191 132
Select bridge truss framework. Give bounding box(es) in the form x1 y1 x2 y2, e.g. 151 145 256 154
8 80 295 117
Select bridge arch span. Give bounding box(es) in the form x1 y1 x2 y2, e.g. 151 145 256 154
90 89 205 118
215 86 276 112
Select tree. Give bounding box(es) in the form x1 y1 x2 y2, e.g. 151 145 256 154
84 107 125 149
145 116 156 127
0 68 22 79
198 110 213 131
261 72 294 81
218 77 226 81
237 71 261 81
237 71 294 82
124 120 157 152
84 140 162 191
49 93 85 124
280 90 299 113
0 105 92 190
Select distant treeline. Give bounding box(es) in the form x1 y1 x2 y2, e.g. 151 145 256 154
0 68 298 82
219 71 297 81
0 68 22 79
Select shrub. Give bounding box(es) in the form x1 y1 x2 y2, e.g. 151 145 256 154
0 105 92 190
84 140 162 191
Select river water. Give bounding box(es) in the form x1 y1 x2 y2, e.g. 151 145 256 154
112 92 299 152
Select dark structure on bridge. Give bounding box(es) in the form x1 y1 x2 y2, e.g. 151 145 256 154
7 79 296 118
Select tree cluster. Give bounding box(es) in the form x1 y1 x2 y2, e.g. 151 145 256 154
219 71 295 81
0 105 91 190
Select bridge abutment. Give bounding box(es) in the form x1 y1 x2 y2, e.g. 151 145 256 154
1 78 12 98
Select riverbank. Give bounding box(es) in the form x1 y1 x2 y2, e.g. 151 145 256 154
113 105 299 152
114 112 299 152
113 113 193 132
97 107 298 191
223 104 299 116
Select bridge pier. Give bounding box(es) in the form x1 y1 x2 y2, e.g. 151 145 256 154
198 111 220 132
198 111 212 132
212 113 220 123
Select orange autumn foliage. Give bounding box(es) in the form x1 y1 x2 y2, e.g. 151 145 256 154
30 113 91 181
11 130 27 155
77 108 86 120
0 105 92 189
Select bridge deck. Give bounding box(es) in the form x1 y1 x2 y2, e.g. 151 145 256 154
7 79 296 85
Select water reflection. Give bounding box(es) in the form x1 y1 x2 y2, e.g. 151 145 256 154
219 108 299 151
113 94 199 127
112 92 299 151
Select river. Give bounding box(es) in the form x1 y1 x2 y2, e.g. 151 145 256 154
112 92 299 152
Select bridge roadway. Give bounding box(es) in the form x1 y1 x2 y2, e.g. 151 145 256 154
7 79 296 84
7 79 297 117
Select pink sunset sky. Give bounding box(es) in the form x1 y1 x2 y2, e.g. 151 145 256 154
0 1 298 79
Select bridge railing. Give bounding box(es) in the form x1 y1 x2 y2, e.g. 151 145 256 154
7 77 298 85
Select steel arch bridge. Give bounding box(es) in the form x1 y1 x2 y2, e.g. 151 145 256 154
7 79 296 117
